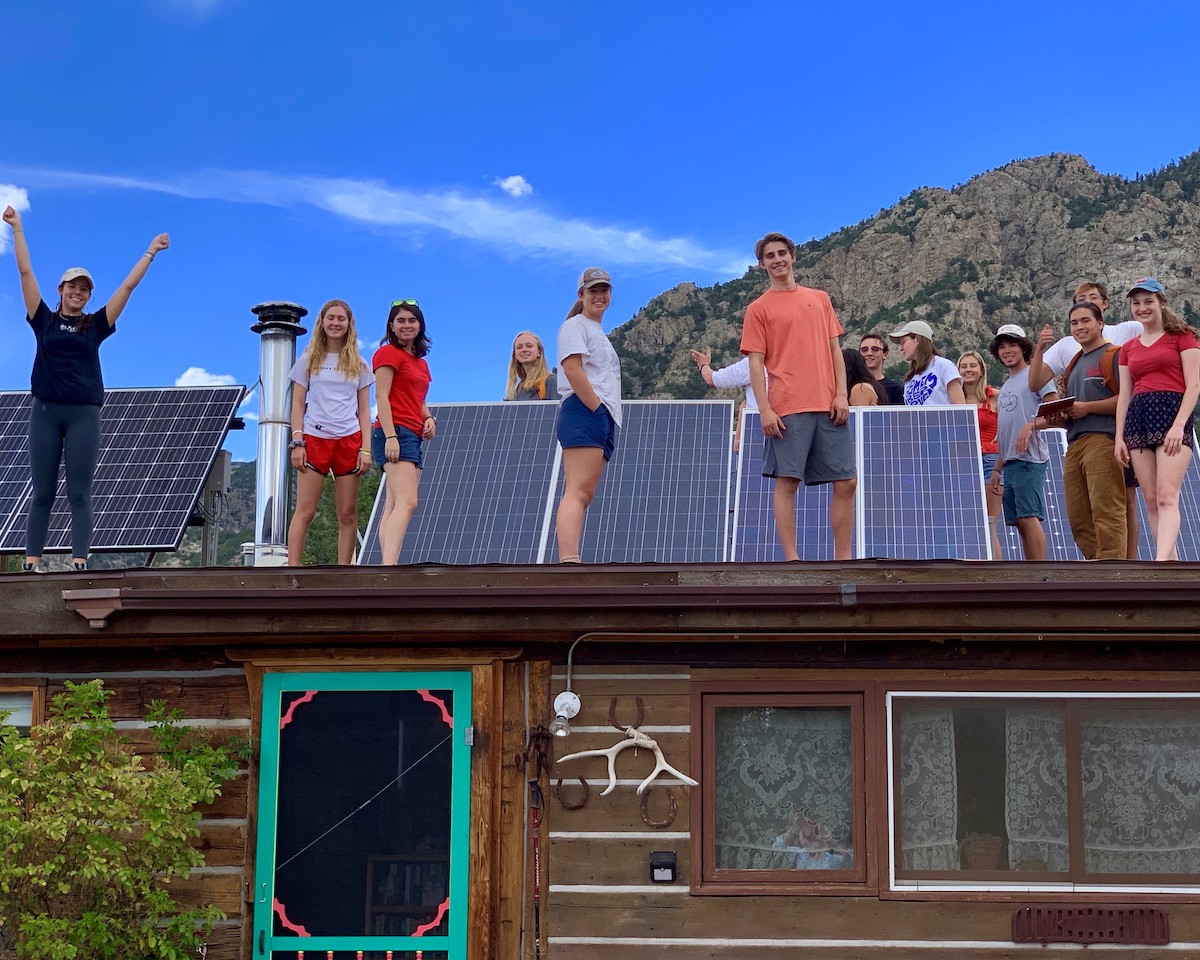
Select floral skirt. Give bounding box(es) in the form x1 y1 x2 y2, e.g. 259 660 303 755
1125 391 1195 451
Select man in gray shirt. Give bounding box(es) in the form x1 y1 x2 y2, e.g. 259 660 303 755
989 324 1058 561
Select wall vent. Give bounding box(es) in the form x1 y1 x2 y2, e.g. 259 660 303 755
1012 905 1169 945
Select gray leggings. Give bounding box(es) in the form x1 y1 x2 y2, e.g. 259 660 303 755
27 399 101 558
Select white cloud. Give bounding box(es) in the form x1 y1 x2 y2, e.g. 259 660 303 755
0 184 31 254
493 175 533 199
176 366 238 387
2 165 748 276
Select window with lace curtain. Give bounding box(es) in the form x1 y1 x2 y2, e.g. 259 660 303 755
892 695 1200 886
692 684 869 892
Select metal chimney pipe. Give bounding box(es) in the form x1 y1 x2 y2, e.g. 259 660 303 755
250 301 308 566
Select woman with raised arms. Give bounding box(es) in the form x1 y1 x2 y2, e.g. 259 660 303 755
3 205 168 573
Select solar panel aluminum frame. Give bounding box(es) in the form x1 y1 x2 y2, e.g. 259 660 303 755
359 399 735 566
0 386 245 554
733 405 991 562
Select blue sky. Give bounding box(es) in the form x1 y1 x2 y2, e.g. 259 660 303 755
3 0 1199 461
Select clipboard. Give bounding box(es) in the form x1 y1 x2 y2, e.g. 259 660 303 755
1037 396 1075 419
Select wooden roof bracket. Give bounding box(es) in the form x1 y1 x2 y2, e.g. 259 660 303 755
61 588 123 628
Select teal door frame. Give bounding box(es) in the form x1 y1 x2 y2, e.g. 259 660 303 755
252 670 472 957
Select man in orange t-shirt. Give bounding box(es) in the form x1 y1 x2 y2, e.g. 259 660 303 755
740 232 857 560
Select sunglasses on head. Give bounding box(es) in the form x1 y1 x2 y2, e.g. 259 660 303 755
391 298 419 307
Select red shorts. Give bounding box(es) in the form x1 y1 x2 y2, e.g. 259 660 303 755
305 431 363 476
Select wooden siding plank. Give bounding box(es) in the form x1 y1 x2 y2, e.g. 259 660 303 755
550 836 689 885
171 870 243 915
549 784 690 832
45 674 250 719
192 820 246 868
546 943 1191 960
546 891 1200 941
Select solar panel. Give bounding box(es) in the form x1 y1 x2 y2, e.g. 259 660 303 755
0 386 244 554
733 406 990 561
359 402 561 565
361 400 734 565
731 409 847 561
1131 429 1200 561
858 406 990 560
545 399 734 563
999 430 1083 562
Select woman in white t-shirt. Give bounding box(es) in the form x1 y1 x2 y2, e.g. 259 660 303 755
890 320 966 406
554 268 622 562
286 298 375 565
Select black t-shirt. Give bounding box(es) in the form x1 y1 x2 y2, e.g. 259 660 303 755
27 299 114 406
878 376 905 405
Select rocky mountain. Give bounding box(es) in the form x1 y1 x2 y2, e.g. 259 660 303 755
615 151 1200 394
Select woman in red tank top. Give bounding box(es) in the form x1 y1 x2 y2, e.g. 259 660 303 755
959 350 1002 559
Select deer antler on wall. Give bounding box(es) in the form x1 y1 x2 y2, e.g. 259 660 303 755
556 699 699 796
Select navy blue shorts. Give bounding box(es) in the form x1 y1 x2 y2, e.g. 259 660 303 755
556 394 616 461
372 424 423 471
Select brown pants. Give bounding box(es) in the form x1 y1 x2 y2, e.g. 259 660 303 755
1064 433 1127 560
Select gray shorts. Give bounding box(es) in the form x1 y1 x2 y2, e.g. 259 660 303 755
762 412 855 485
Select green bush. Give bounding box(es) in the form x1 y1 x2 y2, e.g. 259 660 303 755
0 681 245 959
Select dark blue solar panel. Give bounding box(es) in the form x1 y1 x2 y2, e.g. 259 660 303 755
735 406 990 561
0 386 244 553
360 402 561 565
1131 429 1200 561
732 410 848 561
999 430 1082 562
545 400 734 563
858 406 990 560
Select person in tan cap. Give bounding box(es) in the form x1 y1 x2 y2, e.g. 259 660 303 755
554 268 621 562
3 205 168 573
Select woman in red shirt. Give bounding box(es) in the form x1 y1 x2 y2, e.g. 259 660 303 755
959 350 1001 559
371 300 436 564
1114 279 1200 561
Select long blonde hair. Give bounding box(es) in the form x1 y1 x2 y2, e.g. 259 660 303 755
957 350 991 405
305 299 366 380
505 331 552 400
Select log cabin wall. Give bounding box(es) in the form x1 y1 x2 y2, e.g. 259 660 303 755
546 661 1200 960
0 647 251 958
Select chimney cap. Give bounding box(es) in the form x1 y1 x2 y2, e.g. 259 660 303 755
250 301 308 336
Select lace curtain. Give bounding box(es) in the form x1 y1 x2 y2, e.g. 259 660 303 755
714 706 853 870
897 706 959 870
1081 709 1200 874
1005 707 1069 872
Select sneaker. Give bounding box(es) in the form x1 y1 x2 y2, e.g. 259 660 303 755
72 559 88 572
22 562 47 574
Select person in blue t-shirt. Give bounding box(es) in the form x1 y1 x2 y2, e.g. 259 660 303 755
3 206 169 573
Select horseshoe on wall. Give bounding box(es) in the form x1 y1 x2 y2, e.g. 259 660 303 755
608 696 645 732
555 776 590 810
640 785 678 828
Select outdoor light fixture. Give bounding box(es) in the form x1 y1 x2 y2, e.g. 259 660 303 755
549 636 588 737
650 850 677 883
549 690 581 738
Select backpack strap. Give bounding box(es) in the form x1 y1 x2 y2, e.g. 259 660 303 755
537 377 547 400
1061 341 1120 397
